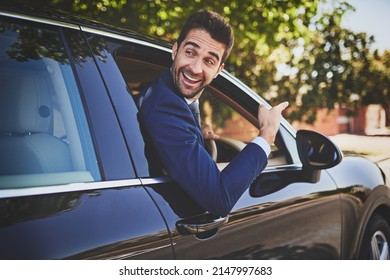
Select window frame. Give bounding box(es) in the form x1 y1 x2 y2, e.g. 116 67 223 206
110 41 301 175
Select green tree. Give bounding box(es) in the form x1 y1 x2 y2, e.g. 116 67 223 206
6 0 389 124
269 1 376 123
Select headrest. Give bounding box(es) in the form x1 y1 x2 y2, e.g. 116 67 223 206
0 74 52 134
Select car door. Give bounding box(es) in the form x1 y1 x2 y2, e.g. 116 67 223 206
0 13 174 259
88 30 343 259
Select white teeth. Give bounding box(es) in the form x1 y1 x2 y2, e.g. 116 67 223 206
183 72 199 82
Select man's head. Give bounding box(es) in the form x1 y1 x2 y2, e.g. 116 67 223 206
171 10 234 101
177 10 234 64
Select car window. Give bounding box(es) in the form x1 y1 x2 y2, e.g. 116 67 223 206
0 17 101 188
199 89 289 168
114 46 292 175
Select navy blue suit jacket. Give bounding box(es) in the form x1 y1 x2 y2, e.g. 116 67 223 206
140 70 268 217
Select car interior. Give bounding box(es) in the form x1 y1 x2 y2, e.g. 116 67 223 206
0 21 98 188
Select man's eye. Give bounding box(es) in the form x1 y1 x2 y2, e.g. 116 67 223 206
205 59 215 65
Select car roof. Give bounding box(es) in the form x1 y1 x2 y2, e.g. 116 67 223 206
0 2 172 50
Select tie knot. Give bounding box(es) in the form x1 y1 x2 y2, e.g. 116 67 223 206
189 101 200 114
189 102 201 125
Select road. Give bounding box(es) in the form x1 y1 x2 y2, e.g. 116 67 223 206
330 134 390 183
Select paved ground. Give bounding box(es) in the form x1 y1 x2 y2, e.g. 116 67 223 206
330 133 390 181
330 133 390 159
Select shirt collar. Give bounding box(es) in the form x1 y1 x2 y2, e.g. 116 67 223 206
185 98 199 105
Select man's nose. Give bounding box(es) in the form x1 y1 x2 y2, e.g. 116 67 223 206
189 58 203 74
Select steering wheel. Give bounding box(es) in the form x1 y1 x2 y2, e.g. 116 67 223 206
207 139 218 162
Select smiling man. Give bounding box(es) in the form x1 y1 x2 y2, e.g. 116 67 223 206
171 29 225 101
140 10 288 217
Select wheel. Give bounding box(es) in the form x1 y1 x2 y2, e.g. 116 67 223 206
359 214 390 260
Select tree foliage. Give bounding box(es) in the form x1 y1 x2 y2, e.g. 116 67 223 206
8 0 390 124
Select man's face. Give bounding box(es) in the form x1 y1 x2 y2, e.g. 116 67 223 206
171 29 225 101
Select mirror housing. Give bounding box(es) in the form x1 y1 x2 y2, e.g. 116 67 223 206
296 130 343 182
250 130 344 197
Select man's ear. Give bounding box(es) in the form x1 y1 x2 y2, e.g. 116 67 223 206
172 42 178 61
215 63 225 79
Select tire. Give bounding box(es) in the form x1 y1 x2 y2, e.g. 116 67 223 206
359 214 390 260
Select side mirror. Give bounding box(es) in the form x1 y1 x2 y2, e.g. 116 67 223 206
296 130 343 182
250 130 344 197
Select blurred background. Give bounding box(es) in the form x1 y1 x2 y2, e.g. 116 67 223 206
4 0 390 161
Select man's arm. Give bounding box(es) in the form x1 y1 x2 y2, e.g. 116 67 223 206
141 78 288 216
141 94 270 217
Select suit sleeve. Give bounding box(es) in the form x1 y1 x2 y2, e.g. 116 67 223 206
141 88 268 217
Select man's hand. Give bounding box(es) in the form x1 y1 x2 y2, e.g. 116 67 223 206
202 123 219 140
258 101 289 145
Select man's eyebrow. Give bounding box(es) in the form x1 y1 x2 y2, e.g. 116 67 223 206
184 41 221 62
184 41 200 49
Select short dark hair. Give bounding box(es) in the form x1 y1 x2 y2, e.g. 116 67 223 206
177 10 234 64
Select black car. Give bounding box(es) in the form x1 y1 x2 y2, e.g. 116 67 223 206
0 5 389 260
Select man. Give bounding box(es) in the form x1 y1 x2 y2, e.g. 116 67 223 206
140 10 288 217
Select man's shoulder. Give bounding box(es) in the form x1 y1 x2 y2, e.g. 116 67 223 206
140 72 186 114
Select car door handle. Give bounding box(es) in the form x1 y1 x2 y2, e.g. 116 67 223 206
176 214 229 235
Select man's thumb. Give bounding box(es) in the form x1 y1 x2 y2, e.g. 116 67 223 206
276 101 289 111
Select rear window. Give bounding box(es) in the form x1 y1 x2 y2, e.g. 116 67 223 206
0 16 101 189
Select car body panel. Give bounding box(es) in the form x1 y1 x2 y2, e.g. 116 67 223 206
0 5 389 260
146 169 341 259
0 181 174 259
326 156 390 258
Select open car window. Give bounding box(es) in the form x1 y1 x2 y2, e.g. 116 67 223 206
114 46 294 174
199 88 290 168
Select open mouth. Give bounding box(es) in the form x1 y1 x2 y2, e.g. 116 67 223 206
182 71 202 85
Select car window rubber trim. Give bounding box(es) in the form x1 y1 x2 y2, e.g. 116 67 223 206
0 178 142 199
0 11 80 30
